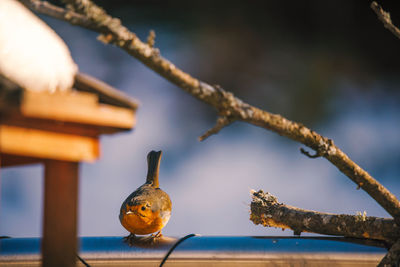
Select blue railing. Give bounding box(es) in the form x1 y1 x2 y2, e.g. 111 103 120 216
0 236 387 265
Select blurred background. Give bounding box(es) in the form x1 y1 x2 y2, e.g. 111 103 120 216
1 0 400 237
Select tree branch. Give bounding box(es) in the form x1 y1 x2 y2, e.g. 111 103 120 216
371 1 400 40
20 0 400 223
378 239 400 266
250 190 399 242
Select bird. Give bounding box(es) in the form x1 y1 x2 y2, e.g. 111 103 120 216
119 150 172 245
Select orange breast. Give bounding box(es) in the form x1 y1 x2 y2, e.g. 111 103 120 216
121 206 164 235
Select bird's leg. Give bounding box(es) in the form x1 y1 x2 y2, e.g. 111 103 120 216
123 233 136 246
153 231 163 238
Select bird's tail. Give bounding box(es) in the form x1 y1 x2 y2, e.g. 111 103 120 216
146 150 162 188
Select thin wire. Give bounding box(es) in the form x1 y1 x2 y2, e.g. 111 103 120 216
159 233 198 267
76 254 91 267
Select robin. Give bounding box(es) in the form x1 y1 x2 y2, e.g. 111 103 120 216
119 150 172 245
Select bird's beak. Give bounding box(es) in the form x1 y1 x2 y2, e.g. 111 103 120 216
126 210 134 215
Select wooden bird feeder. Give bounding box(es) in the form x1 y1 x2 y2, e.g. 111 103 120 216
0 73 138 267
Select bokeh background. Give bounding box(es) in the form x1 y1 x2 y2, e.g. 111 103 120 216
1 0 400 237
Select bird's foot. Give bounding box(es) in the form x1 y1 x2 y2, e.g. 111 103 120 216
123 232 165 246
144 231 163 244
123 233 136 247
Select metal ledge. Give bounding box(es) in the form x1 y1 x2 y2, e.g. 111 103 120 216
0 236 387 266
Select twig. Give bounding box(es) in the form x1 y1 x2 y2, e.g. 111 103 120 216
371 1 400 40
147 30 156 48
250 190 399 242
19 0 96 31
20 0 400 223
199 116 234 141
378 239 400 266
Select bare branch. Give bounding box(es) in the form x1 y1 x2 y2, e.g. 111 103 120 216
20 0 400 223
378 239 400 266
250 190 399 242
371 1 400 40
199 116 234 141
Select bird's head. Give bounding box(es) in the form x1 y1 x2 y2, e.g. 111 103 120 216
124 200 155 224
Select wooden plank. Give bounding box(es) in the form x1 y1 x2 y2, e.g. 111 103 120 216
74 72 138 110
21 91 135 129
42 160 79 267
0 125 99 162
1 113 101 137
0 153 42 167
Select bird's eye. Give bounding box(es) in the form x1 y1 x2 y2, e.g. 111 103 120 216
141 206 146 211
